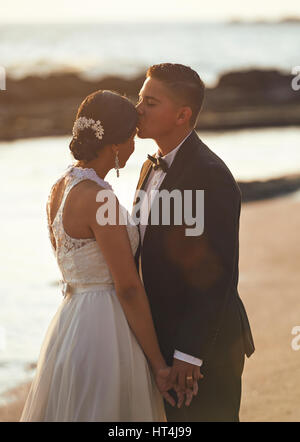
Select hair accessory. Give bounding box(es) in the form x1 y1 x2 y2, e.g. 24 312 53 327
72 116 104 141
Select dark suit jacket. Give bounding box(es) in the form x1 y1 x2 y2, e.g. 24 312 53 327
134 130 255 366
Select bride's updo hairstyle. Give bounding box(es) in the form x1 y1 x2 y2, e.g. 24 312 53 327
69 90 138 162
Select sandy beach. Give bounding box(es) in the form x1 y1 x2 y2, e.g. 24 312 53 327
239 191 300 422
1 192 299 422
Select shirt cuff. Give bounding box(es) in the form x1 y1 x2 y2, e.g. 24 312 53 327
173 350 203 367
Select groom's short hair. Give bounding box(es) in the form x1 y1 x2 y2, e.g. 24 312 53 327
146 63 205 127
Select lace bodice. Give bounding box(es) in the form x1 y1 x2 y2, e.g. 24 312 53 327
46 165 140 296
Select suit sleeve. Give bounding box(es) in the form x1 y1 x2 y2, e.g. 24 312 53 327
172 168 241 361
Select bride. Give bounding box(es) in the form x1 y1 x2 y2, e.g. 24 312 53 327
20 90 184 422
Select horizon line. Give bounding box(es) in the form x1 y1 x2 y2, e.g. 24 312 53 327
0 16 300 26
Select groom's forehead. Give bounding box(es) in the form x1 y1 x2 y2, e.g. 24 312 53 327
139 77 168 100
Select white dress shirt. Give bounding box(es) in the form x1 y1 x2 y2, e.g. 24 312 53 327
138 131 203 367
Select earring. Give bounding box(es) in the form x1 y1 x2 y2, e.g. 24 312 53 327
115 151 120 178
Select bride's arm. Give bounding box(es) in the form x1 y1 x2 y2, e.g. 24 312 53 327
83 184 176 405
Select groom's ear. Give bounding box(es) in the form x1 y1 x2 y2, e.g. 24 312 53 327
176 106 192 126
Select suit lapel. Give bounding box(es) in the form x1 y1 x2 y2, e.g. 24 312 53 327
142 130 199 245
158 130 198 193
132 159 152 212
135 130 199 199
138 160 152 191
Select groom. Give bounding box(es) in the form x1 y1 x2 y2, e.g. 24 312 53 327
133 63 255 422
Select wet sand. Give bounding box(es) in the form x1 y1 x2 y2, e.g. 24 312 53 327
1 192 300 422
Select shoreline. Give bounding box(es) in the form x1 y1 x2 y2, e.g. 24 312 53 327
1 190 300 422
0 130 299 202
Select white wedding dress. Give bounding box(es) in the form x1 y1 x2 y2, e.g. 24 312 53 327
20 165 166 422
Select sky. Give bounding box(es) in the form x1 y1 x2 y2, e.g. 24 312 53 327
0 0 300 23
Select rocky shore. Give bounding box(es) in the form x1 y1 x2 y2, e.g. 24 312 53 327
1 69 299 141
239 173 300 202
1 69 300 202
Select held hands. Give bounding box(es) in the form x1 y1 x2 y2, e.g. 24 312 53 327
154 366 177 407
154 360 204 408
169 359 204 407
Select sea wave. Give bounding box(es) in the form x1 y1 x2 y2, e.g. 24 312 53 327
0 22 299 85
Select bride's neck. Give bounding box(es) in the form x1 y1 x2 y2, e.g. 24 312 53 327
75 153 113 180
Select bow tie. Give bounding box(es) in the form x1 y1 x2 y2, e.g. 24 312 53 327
147 154 169 173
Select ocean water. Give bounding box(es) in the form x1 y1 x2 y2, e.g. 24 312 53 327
0 22 299 85
0 127 300 403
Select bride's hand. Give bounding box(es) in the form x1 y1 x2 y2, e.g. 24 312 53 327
154 366 177 407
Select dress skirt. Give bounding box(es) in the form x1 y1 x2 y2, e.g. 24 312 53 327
20 286 166 422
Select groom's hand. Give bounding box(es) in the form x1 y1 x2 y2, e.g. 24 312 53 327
170 359 204 407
